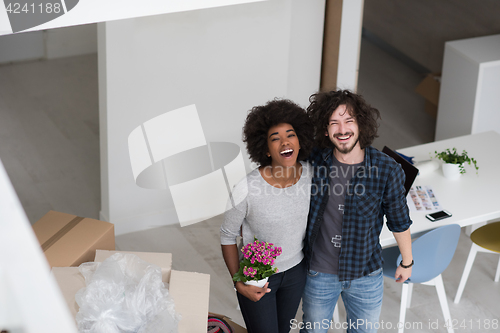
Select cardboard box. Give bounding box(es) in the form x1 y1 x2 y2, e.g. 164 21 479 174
415 73 441 118
209 312 247 333
52 250 211 333
32 210 115 267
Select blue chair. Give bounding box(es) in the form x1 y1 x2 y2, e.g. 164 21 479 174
382 224 461 333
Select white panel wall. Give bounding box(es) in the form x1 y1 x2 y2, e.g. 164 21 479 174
0 31 44 63
436 34 500 141
435 44 478 140
473 62 500 134
286 0 325 105
0 24 97 64
45 24 97 59
99 0 325 235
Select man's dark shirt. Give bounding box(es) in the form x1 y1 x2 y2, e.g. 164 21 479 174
305 146 412 281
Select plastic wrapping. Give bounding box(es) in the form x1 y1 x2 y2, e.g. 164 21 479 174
75 253 180 333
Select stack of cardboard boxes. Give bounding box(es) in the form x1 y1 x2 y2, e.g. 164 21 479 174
31 210 247 333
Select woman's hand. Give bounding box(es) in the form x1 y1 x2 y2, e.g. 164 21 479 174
235 281 271 302
222 245 271 301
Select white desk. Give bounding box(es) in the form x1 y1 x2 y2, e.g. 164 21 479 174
380 131 500 247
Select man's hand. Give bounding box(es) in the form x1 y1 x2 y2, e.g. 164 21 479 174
235 281 271 302
395 265 412 283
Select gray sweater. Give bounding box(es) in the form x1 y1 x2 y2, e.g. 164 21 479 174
220 162 312 273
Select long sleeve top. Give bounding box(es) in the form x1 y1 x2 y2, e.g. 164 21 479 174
220 162 312 273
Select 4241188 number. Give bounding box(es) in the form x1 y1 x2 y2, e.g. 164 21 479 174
5 2 62 14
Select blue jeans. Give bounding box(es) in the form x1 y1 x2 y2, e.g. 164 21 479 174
299 268 383 333
237 259 306 333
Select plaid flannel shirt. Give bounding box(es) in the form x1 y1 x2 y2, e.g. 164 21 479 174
304 146 412 281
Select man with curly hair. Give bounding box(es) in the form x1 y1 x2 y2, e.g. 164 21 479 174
300 90 413 333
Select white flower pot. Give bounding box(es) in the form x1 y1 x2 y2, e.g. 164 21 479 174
244 277 269 288
442 163 461 180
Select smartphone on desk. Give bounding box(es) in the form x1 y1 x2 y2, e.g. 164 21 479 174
425 210 452 222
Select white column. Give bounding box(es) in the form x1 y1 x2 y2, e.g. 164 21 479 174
336 0 364 91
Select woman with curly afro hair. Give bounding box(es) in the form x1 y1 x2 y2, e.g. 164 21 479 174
220 99 314 333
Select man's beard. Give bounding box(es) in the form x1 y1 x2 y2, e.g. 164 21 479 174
333 133 359 154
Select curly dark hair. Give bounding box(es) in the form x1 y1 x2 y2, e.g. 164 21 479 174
307 90 380 149
243 99 314 167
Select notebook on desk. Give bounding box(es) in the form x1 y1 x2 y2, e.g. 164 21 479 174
382 146 419 196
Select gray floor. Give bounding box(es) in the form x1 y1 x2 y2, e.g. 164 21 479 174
1 38 499 332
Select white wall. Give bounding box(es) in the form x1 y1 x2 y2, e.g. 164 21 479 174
45 24 97 59
0 24 97 64
0 30 44 63
99 0 325 235
436 35 500 141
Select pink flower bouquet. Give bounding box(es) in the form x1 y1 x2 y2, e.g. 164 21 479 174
233 237 282 283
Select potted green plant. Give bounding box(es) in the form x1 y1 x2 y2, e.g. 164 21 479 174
434 148 478 180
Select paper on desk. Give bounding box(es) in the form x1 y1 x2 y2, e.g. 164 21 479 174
407 185 442 212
